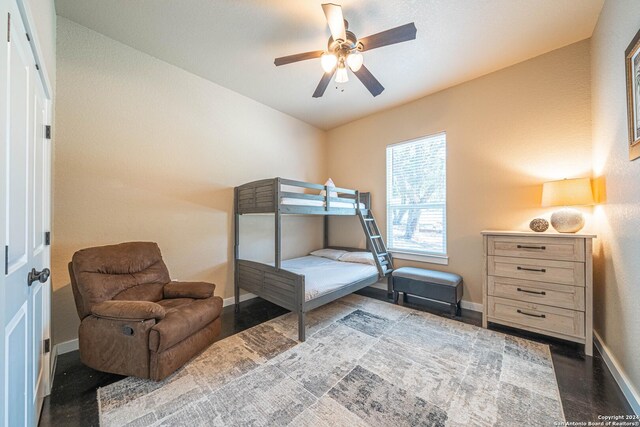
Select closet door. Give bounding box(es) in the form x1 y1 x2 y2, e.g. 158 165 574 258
2 0 52 425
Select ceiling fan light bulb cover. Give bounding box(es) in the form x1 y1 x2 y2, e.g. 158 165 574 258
320 53 338 72
335 67 349 83
346 52 363 71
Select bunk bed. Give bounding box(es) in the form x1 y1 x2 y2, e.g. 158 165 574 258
233 177 394 341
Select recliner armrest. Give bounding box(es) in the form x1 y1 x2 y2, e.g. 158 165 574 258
163 281 215 299
91 300 166 321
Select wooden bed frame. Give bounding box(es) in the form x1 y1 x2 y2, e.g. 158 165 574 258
233 177 392 341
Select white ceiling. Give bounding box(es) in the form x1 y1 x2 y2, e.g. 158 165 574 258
55 0 604 130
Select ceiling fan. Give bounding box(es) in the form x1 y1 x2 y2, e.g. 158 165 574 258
274 3 417 98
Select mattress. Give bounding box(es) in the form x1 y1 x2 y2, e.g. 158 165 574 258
281 198 365 209
278 256 378 301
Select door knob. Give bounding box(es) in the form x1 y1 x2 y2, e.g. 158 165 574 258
27 268 50 286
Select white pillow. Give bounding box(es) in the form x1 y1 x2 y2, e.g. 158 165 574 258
319 178 338 198
339 252 376 266
310 248 348 261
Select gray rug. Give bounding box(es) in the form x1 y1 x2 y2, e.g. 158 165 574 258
98 294 565 426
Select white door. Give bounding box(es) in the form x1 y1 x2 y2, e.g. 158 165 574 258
2 1 52 425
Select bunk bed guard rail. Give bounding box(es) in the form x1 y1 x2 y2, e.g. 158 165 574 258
234 178 367 215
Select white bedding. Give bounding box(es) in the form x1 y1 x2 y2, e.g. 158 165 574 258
281 198 365 209
277 256 378 301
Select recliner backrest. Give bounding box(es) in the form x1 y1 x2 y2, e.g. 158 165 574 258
69 242 171 319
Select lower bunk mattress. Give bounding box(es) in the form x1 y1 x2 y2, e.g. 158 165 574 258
275 255 378 301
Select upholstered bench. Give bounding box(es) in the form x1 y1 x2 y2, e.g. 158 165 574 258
392 267 463 317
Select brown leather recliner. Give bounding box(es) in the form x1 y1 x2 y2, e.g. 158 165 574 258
68 242 223 381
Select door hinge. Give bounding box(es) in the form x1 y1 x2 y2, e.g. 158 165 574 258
4 245 8 275
7 13 10 43
45 231 51 246
45 125 51 140
35 63 39 71
25 32 30 41
44 339 50 354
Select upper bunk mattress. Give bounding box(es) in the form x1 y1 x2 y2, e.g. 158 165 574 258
279 256 378 301
281 198 365 209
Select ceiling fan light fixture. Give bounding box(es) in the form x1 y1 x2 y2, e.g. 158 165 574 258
335 65 349 83
320 53 338 73
346 51 363 72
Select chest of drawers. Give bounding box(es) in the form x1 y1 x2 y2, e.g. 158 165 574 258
482 231 595 356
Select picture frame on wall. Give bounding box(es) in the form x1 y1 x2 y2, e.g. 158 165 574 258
625 27 640 161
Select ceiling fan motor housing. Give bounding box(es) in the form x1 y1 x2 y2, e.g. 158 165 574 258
328 28 362 54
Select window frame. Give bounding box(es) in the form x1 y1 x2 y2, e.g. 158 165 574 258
385 132 448 263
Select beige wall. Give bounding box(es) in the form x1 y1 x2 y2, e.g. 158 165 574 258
591 0 640 410
52 18 326 345
326 40 592 308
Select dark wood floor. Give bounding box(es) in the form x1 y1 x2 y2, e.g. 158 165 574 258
39 289 633 426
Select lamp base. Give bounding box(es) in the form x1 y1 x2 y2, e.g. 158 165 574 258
550 207 585 233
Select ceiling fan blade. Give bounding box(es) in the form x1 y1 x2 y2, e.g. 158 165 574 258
354 65 384 97
274 50 324 66
322 3 346 42
359 23 417 51
312 70 336 98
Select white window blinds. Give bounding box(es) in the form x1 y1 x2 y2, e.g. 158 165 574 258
386 133 447 256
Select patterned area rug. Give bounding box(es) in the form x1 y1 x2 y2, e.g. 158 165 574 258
98 294 565 426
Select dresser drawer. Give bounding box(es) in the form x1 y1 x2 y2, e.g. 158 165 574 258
488 256 585 287
488 276 585 311
488 236 584 262
488 296 585 338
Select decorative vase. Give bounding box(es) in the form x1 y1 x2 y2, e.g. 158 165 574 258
550 207 585 233
529 218 549 232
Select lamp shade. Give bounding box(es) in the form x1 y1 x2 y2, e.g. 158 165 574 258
541 178 594 207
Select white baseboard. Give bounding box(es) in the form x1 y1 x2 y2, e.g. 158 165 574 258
222 293 256 307
460 300 482 312
369 282 483 313
594 330 640 415
54 338 79 355
224 285 484 313
369 282 389 291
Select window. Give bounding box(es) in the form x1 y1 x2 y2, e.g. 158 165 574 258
386 133 447 259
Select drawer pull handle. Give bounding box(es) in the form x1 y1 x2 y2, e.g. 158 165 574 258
517 288 546 295
517 309 546 318
517 245 546 250
517 266 546 273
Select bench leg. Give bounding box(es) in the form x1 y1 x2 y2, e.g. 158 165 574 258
402 292 408 303
298 311 306 342
450 303 457 318
387 275 394 298
393 291 399 304
456 302 462 317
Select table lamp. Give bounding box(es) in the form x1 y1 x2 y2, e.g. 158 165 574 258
541 178 594 233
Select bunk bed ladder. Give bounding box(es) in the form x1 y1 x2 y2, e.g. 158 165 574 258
356 209 393 277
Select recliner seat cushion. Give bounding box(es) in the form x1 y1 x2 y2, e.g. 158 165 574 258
156 298 194 310
91 300 166 321
149 296 223 353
